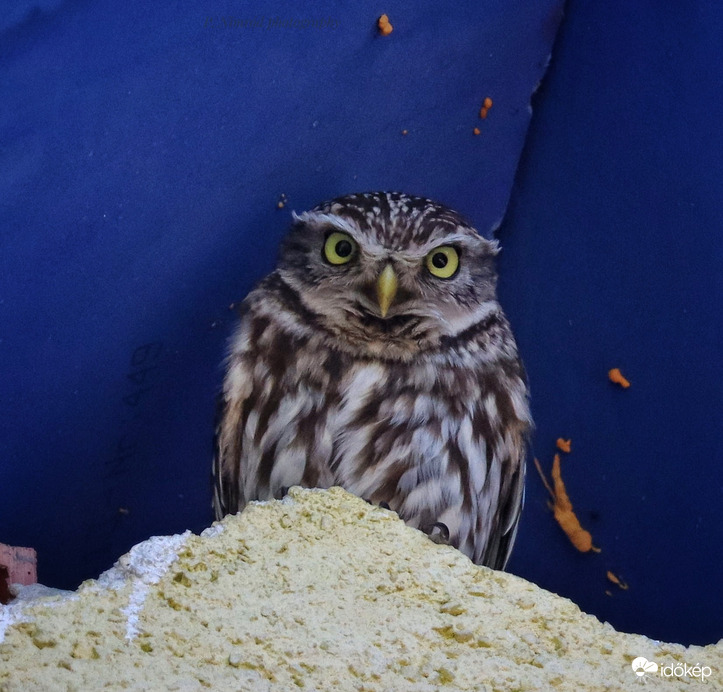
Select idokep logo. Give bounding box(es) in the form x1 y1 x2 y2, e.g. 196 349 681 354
631 655 713 683
632 657 657 678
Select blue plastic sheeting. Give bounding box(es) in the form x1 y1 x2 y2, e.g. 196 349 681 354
500 1 722 646
0 2 562 589
2 0 721 649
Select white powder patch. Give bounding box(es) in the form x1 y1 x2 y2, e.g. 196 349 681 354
0 601 24 645
199 523 225 539
114 532 191 640
0 586 77 644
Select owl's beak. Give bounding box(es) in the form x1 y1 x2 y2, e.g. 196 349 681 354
376 264 398 318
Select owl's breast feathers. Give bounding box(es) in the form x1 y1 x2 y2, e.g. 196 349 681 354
214 270 530 569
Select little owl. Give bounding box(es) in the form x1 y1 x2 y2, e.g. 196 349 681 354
213 192 531 569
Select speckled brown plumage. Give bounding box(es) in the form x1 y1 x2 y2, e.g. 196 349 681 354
213 192 531 569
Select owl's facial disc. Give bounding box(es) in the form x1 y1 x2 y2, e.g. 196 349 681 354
281 197 503 357
376 264 398 318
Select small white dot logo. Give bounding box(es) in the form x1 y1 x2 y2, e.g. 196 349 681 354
631 657 658 678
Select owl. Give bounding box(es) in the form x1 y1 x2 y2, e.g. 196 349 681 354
213 192 531 569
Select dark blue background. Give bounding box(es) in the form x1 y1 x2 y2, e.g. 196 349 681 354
500 1 722 648
1 1 720 647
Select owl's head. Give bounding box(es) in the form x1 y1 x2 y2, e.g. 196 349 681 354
278 192 502 358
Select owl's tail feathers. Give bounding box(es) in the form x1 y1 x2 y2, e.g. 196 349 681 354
481 459 526 571
212 393 241 521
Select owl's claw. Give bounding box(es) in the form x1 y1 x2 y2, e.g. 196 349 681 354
424 522 450 545
274 486 290 500
362 497 391 510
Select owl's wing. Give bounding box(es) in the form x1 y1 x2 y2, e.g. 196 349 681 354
481 451 527 570
212 393 238 520
212 338 255 520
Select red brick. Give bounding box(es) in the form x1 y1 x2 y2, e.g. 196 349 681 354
0 543 37 587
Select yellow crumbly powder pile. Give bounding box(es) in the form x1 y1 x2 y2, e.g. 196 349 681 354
1 487 720 691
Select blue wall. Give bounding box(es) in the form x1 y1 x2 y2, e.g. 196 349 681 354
1 0 720 646
501 1 723 646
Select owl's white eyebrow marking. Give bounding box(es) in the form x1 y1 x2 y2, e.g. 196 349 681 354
427 233 470 246
418 233 484 254
292 211 359 237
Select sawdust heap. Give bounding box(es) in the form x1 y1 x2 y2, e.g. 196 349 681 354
1 488 720 691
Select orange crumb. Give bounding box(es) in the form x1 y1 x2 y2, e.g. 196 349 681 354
556 438 572 453
479 107 489 119
473 127 481 135
606 570 629 590
608 368 630 388
483 97 493 109
551 454 599 553
377 14 393 35
401 129 408 135
534 455 600 553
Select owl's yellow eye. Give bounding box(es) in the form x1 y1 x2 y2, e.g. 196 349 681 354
425 246 459 279
323 232 357 265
